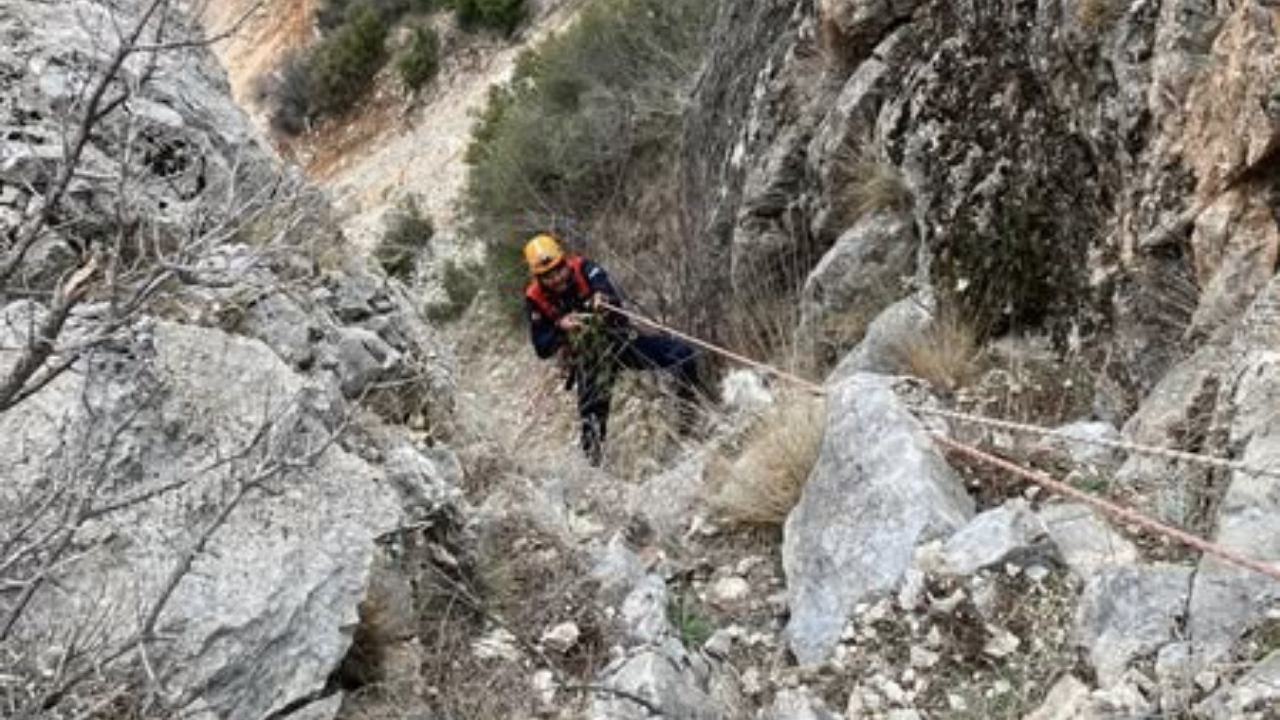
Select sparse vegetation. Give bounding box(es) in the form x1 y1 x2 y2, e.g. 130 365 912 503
667 590 714 648
397 24 441 90
376 197 434 279
708 393 827 527
831 138 913 228
425 257 483 321
264 0 526 133
461 0 714 308
308 4 390 118
893 307 982 392
453 0 528 34
1076 0 1125 31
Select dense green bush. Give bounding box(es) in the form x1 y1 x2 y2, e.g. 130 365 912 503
317 0 439 30
398 24 441 90
452 0 528 34
461 0 713 301
308 4 390 117
377 197 435 279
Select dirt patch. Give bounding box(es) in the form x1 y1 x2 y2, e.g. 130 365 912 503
201 0 320 120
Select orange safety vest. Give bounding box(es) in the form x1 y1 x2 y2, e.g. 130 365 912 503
525 255 592 322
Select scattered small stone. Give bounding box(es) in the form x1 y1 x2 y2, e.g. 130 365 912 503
736 556 765 575
1195 670 1220 693
541 622 580 653
929 588 965 613
1026 565 1051 582
704 627 737 658
742 667 764 696
473 629 521 662
898 568 927 611
925 626 944 648
947 693 968 711
707 576 751 609
865 600 891 624
983 626 1021 658
880 679 908 705
531 669 557 712
990 679 1012 696
909 647 940 669
1024 675 1089 720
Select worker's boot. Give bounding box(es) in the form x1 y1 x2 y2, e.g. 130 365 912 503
581 415 606 467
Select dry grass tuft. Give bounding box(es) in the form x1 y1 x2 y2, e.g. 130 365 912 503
832 137 913 227
708 393 827 527
893 310 981 392
1076 0 1126 31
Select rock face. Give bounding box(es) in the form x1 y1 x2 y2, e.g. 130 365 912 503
681 0 1279 401
798 211 916 366
1039 503 1139 580
0 316 416 718
1074 565 1194 686
0 2 458 717
0 0 276 289
1185 280 1280 668
783 374 973 664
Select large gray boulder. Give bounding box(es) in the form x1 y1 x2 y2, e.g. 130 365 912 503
783 374 973 664
0 313 427 719
829 292 933 383
798 212 916 367
1038 503 1139 580
1113 344 1231 525
1185 349 1280 666
1074 565 1194 686
589 643 743 720
936 500 1049 576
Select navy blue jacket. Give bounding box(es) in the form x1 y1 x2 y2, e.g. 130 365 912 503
525 258 622 359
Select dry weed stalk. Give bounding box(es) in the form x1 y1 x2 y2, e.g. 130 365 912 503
894 309 981 392
709 393 827 527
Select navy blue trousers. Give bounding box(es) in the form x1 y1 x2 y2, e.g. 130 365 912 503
572 330 699 465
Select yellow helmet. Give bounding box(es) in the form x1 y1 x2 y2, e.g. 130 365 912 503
523 233 565 276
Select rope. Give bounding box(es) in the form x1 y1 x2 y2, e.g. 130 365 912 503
595 300 827 395
593 300 1280 584
912 405 1280 481
932 435 1280 583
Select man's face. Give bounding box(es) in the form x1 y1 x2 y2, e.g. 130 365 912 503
538 263 572 294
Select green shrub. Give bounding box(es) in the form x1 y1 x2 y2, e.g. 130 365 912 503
317 0 436 31
398 24 441 90
260 51 313 135
425 259 482 322
307 3 390 118
453 0 528 34
461 0 713 310
377 198 434 279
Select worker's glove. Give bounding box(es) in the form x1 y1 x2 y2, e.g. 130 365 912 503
557 312 590 334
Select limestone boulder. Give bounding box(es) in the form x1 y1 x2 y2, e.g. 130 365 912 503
783 374 972 664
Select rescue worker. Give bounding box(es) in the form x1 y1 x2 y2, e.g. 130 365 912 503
523 233 701 466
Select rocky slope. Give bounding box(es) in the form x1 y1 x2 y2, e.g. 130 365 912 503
3 0 1277 719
